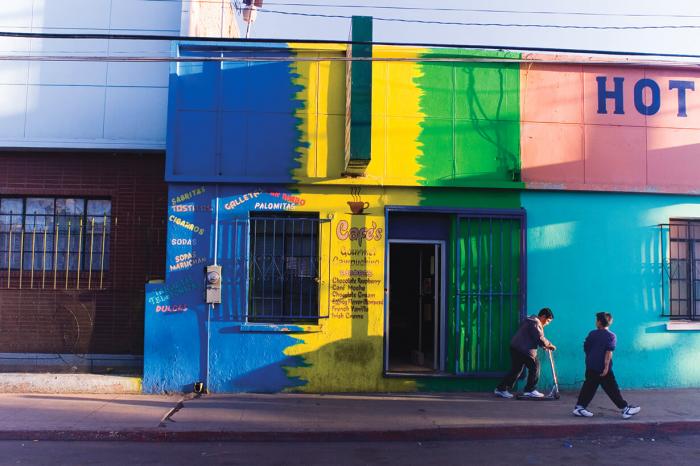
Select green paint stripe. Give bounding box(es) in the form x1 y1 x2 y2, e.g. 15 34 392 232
415 49 522 188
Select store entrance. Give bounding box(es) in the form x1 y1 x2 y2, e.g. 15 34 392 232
387 242 443 374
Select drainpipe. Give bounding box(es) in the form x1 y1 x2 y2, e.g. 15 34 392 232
207 196 220 391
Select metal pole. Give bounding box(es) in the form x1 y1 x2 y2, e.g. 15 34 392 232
88 218 95 290
99 215 106 289
207 197 219 392
30 227 36 288
65 220 71 289
76 218 83 289
42 226 47 289
7 227 11 288
18 230 24 289
213 197 219 266
53 222 59 290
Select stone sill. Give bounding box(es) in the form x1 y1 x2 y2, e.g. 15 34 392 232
240 323 322 333
666 321 700 331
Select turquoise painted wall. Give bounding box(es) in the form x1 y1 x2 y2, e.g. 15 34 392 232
523 191 700 389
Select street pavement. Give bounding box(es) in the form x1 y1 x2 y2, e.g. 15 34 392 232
0 383 699 441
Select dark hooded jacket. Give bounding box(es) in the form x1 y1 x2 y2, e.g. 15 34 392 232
510 315 552 357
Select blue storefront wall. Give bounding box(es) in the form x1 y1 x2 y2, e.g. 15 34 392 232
524 190 700 389
144 184 309 393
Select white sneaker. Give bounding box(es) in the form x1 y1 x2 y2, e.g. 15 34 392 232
522 390 545 398
622 405 641 419
573 406 594 417
494 389 514 399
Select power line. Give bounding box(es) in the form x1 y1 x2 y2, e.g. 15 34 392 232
139 0 700 23
1 30 699 61
261 2 700 19
0 54 697 69
142 0 700 20
257 8 700 30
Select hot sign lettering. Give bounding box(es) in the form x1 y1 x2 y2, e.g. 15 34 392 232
597 76 695 117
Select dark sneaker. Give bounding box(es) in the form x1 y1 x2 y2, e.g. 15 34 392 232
494 389 514 399
573 405 594 417
622 405 641 419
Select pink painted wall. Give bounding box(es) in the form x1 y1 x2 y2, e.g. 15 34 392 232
521 58 700 194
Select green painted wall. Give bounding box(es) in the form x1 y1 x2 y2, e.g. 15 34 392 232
416 49 522 187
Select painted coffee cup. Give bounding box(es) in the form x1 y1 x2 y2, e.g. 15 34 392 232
347 201 369 214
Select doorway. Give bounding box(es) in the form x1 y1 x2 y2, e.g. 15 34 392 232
386 241 444 374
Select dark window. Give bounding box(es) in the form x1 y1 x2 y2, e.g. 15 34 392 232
0 197 111 272
249 212 320 323
668 219 700 320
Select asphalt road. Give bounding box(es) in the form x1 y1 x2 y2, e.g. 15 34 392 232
3 434 700 465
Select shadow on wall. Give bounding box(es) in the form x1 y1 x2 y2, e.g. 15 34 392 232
220 211 388 393
220 336 385 393
415 59 521 186
523 141 700 190
290 53 346 181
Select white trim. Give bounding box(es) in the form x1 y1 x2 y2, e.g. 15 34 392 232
666 321 700 331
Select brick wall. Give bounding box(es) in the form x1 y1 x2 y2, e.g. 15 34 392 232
0 151 167 355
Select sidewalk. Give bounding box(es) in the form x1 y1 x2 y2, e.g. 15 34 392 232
0 386 699 441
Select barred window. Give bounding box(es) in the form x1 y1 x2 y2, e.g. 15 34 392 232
668 219 700 320
0 197 111 272
249 212 320 323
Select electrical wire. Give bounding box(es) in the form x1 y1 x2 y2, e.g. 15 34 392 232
263 2 700 19
0 54 696 69
143 0 700 19
256 8 700 30
1 30 699 60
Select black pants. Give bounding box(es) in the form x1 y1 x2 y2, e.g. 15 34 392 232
576 369 627 409
497 347 539 392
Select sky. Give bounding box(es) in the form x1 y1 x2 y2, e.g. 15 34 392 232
242 0 700 58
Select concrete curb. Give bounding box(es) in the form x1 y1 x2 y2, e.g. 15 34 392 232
1 420 699 442
0 374 142 394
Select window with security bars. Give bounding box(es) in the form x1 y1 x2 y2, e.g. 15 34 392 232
0 197 111 272
668 219 700 320
248 212 320 323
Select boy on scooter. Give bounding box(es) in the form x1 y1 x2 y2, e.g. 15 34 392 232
494 308 557 399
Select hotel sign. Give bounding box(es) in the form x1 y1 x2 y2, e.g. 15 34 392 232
597 76 695 117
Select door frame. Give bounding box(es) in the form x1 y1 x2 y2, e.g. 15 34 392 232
385 239 446 374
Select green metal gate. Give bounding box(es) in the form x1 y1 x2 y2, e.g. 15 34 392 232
455 214 524 375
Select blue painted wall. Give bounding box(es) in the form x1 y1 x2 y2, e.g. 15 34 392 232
143 184 309 393
165 44 303 183
524 191 700 389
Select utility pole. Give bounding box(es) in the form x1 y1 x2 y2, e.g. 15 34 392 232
241 0 263 38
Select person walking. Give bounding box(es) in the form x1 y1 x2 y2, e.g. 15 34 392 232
494 307 556 399
572 312 641 419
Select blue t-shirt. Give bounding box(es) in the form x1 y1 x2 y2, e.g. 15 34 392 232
584 328 617 373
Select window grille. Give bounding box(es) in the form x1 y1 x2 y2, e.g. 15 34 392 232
0 197 111 289
663 219 700 320
248 212 322 323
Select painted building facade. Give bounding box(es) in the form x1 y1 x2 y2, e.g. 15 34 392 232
144 31 700 392
0 0 238 369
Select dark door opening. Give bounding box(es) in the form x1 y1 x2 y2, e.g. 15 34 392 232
387 242 442 373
